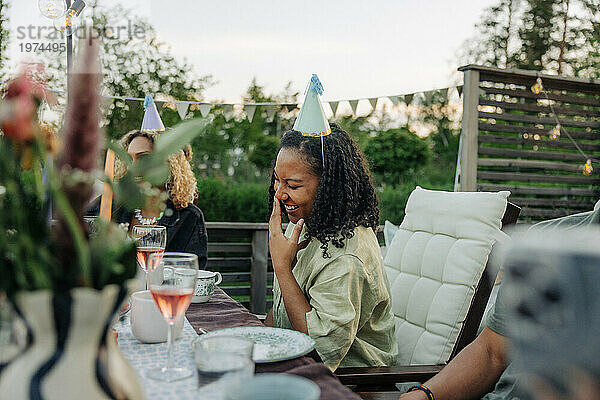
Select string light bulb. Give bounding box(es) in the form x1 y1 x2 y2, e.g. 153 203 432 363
53 0 86 35
66 0 86 18
583 159 593 176
53 14 77 35
550 124 561 140
38 0 66 19
531 77 543 94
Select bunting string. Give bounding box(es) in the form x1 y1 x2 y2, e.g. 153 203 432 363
35 84 464 122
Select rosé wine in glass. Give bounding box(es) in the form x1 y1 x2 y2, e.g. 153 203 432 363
150 286 193 324
136 247 165 272
146 252 198 382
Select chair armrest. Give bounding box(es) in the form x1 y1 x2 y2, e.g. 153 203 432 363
335 364 445 386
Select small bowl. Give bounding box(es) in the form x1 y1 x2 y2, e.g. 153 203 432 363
224 373 320 400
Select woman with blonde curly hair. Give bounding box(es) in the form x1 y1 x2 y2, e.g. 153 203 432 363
86 129 207 268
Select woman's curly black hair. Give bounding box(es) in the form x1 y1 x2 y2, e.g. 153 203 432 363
268 123 379 258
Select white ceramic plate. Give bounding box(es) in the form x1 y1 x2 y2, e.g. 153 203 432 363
196 326 316 363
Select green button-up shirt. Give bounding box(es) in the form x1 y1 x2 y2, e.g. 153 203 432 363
272 224 397 371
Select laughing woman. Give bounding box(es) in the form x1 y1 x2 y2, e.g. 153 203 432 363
263 77 397 371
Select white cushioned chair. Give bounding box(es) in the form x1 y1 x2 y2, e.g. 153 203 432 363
386 186 510 365
336 187 520 391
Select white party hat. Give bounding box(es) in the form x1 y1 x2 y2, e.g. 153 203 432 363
141 94 165 131
293 74 331 137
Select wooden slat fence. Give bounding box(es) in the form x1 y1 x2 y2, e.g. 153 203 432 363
205 222 271 314
458 65 600 221
205 222 384 313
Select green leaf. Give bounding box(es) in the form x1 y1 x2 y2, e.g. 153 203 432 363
112 173 146 210
153 118 208 160
139 164 170 186
108 141 132 167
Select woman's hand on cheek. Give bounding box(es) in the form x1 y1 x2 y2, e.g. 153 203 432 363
268 197 304 274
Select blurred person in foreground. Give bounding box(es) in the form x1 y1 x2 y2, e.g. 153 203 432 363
399 200 600 400
263 75 397 371
86 96 207 268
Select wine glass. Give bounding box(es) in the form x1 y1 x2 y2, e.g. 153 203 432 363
132 225 166 286
147 252 198 382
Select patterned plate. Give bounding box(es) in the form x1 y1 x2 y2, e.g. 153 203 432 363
196 326 316 363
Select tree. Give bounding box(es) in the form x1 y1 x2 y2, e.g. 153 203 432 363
0 0 9 81
461 0 522 68
515 0 560 70
190 78 298 182
462 0 600 77
43 3 212 140
414 90 461 188
248 135 280 172
364 127 432 187
333 112 375 151
570 0 600 78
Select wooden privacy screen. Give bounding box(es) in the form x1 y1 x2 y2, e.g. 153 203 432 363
458 65 600 221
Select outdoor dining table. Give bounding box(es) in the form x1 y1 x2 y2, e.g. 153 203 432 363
115 287 361 400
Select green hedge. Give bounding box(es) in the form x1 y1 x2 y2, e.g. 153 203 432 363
196 178 268 222
196 178 453 224
196 178 270 222
378 182 454 224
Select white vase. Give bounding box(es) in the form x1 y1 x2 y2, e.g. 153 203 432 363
0 285 144 400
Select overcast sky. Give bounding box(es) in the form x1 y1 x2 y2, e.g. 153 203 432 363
6 0 497 103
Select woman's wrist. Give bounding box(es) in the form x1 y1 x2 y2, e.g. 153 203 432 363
406 385 435 400
399 390 430 400
273 268 296 286
272 261 293 277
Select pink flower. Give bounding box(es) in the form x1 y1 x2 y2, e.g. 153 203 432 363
1 69 56 143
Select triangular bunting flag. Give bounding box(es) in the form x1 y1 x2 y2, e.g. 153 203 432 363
223 104 234 121
349 99 359 115
125 99 138 110
176 102 189 120
404 94 414 104
368 98 378 111
244 105 257 122
456 85 463 97
199 104 212 118
423 90 434 103
265 105 277 121
329 101 339 116
388 96 399 106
